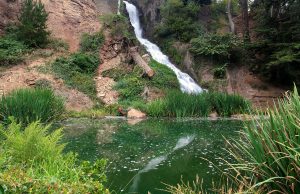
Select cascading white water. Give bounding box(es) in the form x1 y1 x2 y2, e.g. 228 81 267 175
124 1 203 94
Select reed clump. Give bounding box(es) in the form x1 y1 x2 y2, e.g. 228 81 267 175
146 91 250 117
0 88 64 125
225 86 300 193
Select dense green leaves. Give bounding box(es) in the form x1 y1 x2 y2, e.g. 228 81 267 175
0 120 109 193
0 88 64 126
155 0 203 42
51 53 100 98
0 37 27 66
80 32 105 52
17 0 49 47
190 33 240 57
250 0 300 86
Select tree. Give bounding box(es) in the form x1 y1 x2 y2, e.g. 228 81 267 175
240 0 250 42
17 0 49 47
227 0 236 34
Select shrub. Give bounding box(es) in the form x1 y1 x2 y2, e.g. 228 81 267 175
0 120 109 193
51 53 99 98
225 86 300 193
0 88 64 125
80 32 104 52
0 37 27 66
213 65 227 79
34 78 52 89
190 33 240 58
155 0 203 42
17 0 49 47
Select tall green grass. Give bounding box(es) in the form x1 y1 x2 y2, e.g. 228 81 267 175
225 86 300 193
167 87 300 194
0 88 64 125
146 91 249 117
0 120 109 193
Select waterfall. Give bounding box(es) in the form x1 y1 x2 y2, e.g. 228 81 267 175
123 1 203 94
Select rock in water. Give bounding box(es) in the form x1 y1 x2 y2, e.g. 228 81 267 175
127 109 146 119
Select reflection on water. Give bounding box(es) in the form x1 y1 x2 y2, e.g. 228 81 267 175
61 118 242 194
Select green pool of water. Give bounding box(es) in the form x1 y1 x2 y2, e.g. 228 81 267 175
60 118 242 194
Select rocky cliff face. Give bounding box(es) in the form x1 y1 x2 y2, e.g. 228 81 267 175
0 0 104 51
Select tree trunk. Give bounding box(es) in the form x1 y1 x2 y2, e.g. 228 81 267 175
130 47 155 78
227 0 236 34
240 0 250 42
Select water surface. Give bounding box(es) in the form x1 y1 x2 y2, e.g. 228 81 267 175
61 118 242 193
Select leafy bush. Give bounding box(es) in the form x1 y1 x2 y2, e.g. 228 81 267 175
0 88 64 125
80 32 104 52
155 0 203 42
17 0 49 47
0 120 109 193
224 86 300 193
190 33 240 58
0 37 27 66
51 53 99 98
213 64 227 79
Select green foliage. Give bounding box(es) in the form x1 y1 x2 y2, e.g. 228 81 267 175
0 37 27 66
150 60 180 89
80 32 105 52
51 52 99 98
105 60 179 101
190 33 240 58
225 86 300 193
0 88 64 126
17 0 49 47
213 64 227 79
34 78 52 89
146 90 250 117
250 0 300 86
0 120 109 193
101 14 134 39
155 0 204 42
208 92 250 117
48 38 69 51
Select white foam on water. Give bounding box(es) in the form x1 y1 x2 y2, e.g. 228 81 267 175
124 1 203 94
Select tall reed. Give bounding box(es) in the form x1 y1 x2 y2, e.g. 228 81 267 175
225 86 300 193
146 91 249 117
0 88 64 125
